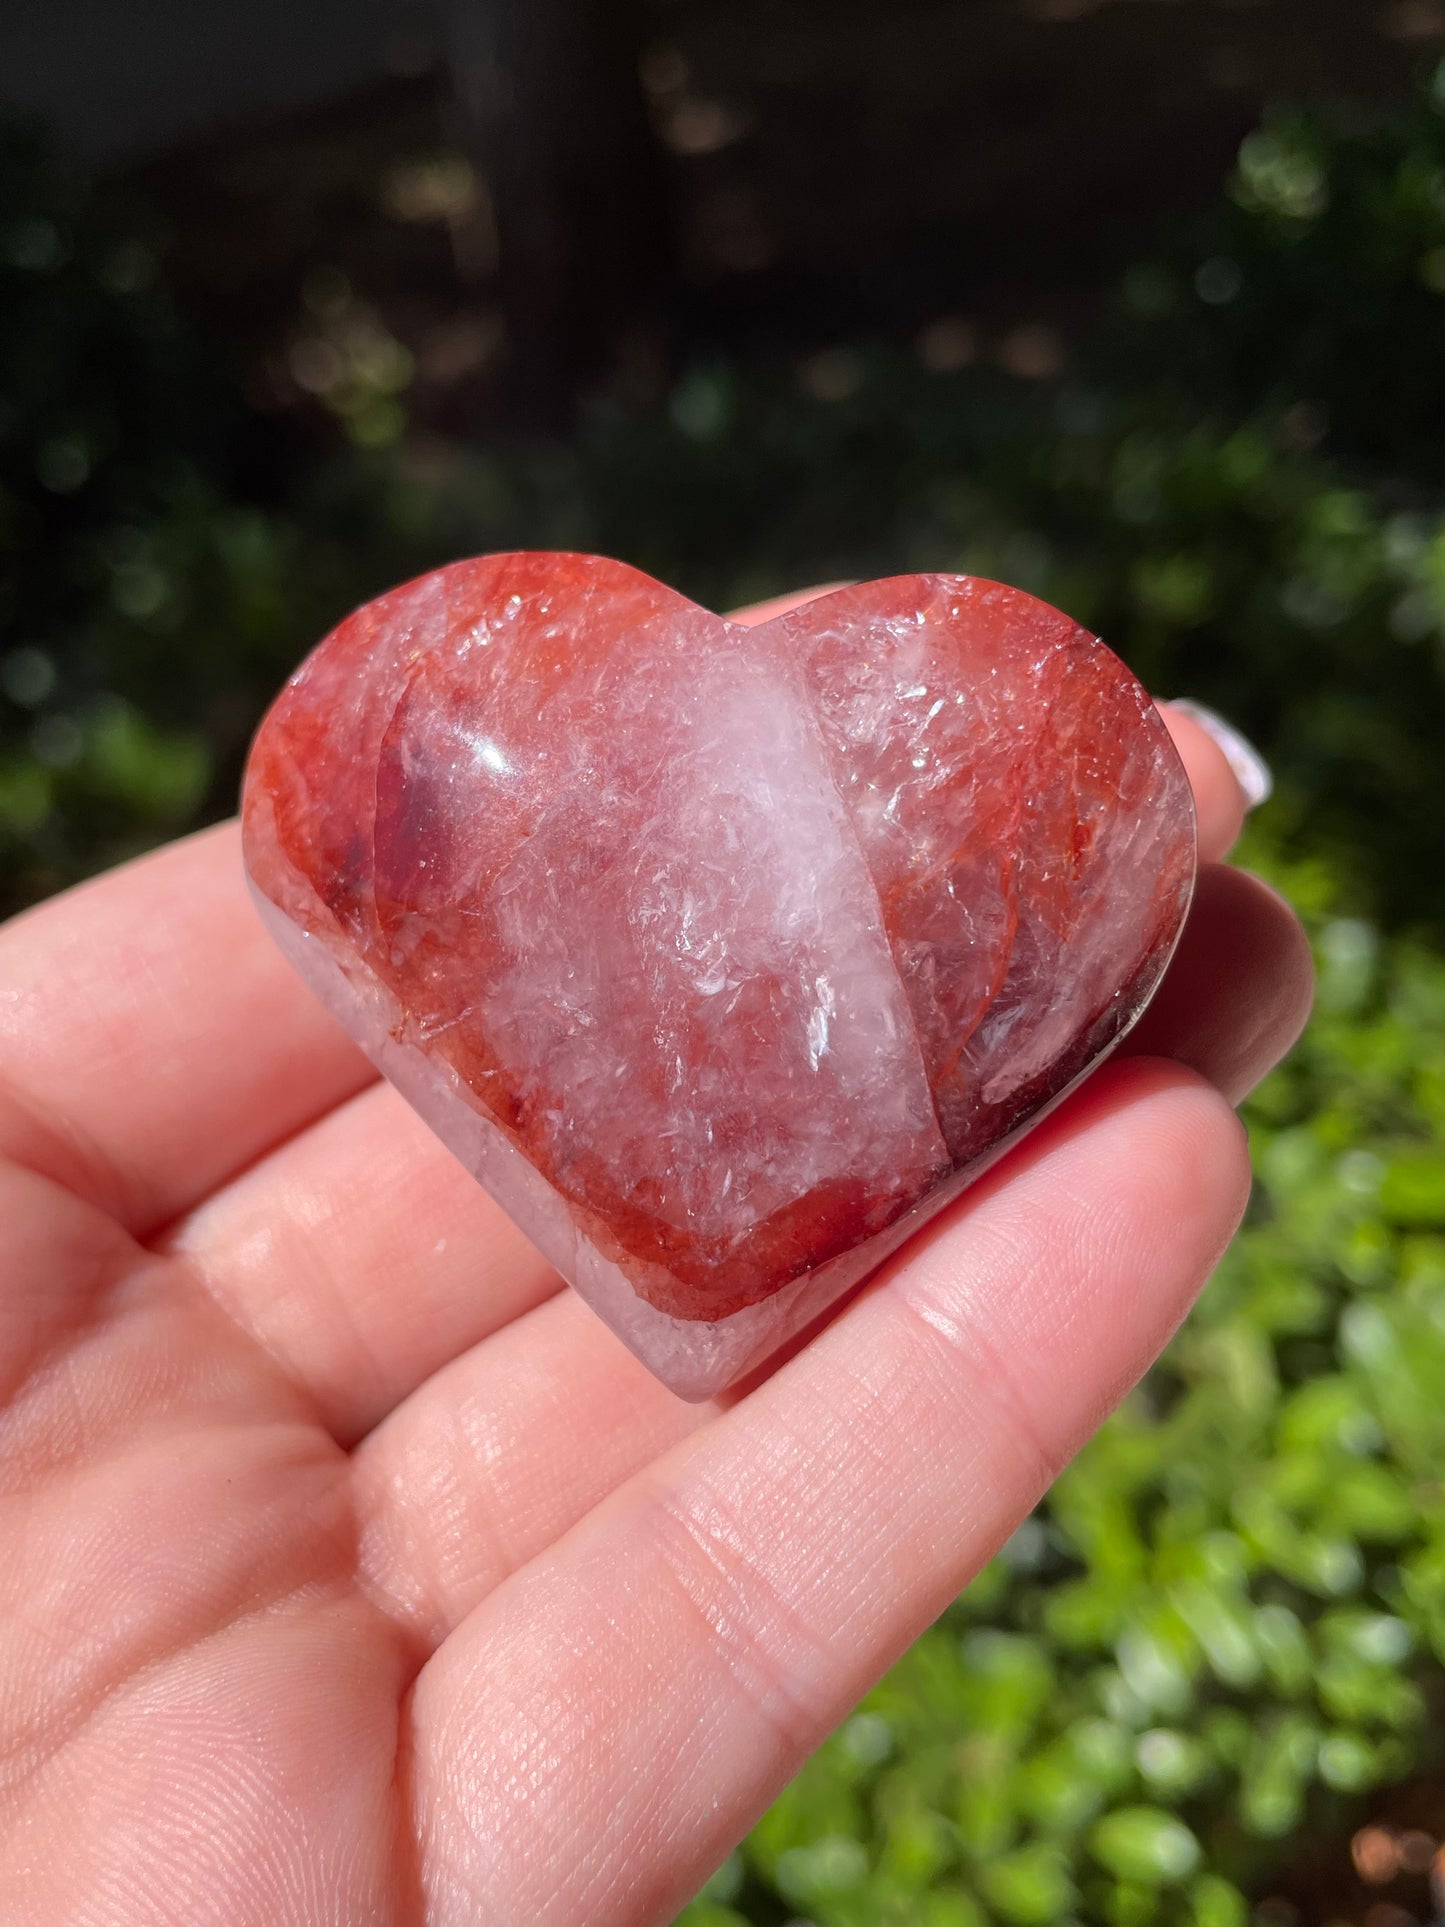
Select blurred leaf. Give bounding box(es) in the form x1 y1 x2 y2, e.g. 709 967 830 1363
981 1843 1076 1925
1090 1809 1203 1886
1380 1148 1445 1226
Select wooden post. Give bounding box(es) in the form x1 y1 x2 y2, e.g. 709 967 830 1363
447 0 672 427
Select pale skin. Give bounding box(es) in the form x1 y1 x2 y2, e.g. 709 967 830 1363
0 588 1313 1927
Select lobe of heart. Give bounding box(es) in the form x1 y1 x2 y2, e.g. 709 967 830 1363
243 555 1195 1399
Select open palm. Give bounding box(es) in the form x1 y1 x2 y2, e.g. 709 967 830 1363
0 611 1310 1926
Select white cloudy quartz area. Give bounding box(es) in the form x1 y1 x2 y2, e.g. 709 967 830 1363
446 616 949 1264
245 556 1193 1399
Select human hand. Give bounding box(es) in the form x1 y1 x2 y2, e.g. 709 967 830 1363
0 596 1310 1926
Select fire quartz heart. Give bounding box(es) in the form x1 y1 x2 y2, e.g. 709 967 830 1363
243 554 1195 1398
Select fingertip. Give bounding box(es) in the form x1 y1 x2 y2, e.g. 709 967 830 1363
1040 1056 1255 1363
1106 1053 1255 1225
1169 700 1274 810
1043 1052 1253 1234
727 581 856 626
1158 703 1251 861
1122 864 1314 1105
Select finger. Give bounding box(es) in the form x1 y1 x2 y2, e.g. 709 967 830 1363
353 1290 711 1649
0 1156 142 1412
0 823 374 1235
169 1080 560 1443
1157 702 1253 862
1120 863 1314 1104
408 1060 1248 1927
729 582 855 626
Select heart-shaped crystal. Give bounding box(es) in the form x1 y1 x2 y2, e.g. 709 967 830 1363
243 555 1195 1397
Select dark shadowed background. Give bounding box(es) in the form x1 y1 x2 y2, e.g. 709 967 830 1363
6 4 1445 1923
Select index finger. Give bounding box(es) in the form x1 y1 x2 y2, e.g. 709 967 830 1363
0 822 374 1233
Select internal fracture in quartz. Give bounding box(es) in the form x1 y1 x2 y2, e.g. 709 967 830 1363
243 555 1195 1397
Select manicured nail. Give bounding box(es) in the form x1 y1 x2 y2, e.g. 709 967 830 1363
1169 699 1274 809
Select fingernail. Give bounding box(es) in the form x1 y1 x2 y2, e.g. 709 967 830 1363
1169 700 1274 809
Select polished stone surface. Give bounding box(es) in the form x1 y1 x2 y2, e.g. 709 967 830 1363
243 556 1195 1396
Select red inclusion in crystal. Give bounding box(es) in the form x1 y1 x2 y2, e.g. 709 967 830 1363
244 556 1194 1333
